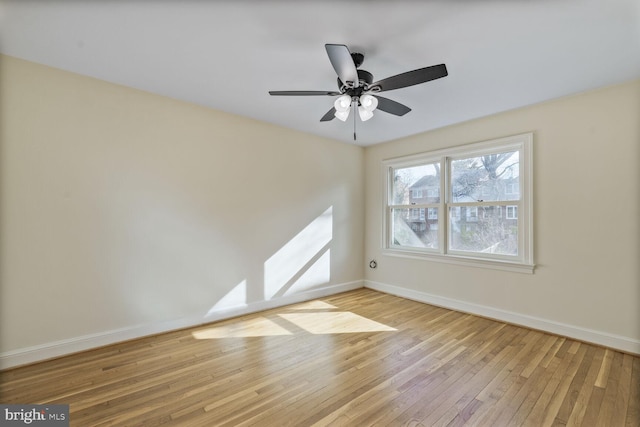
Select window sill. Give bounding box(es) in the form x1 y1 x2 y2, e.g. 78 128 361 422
383 248 535 274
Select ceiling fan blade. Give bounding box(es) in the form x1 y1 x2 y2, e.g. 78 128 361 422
372 64 448 92
325 44 359 88
374 96 411 116
320 107 336 122
269 90 341 96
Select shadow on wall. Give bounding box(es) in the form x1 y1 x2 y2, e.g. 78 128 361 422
205 206 334 317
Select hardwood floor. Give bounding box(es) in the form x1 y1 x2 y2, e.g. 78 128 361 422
1 289 639 426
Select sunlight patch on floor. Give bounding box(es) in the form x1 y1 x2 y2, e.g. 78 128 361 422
288 300 337 310
192 317 293 339
277 312 397 334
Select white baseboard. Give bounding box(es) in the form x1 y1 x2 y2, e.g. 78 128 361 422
5 279 636 370
0 281 363 370
365 280 640 355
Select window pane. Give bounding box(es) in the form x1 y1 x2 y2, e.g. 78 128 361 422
451 151 519 202
449 206 518 255
391 208 438 249
392 163 440 205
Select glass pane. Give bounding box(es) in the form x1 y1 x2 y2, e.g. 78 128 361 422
391 208 439 249
451 151 519 202
449 206 518 256
392 163 440 205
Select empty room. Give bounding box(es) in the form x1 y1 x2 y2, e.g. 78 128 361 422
1 1 639 426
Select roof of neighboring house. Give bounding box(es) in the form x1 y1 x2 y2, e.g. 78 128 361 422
409 175 438 189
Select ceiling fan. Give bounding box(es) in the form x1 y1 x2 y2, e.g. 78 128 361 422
269 44 448 140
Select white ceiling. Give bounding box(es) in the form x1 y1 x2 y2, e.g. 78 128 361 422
1 1 639 146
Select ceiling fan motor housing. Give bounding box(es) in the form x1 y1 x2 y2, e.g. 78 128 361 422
337 69 375 95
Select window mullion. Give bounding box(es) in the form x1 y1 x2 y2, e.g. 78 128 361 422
441 156 449 255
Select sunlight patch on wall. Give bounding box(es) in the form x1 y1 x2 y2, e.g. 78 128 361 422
192 317 293 339
206 280 247 316
264 207 332 300
282 249 331 297
277 312 396 334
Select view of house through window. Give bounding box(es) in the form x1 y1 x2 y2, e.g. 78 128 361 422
391 162 440 250
384 134 533 269
449 150 519 255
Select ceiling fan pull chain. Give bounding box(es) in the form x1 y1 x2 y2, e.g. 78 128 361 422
353 102 357 141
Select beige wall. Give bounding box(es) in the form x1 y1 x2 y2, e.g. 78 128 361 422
0 55 364 364
2 53 638 367
364 79 640 352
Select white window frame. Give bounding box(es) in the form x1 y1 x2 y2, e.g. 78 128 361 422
382 133 534 273
506 205 518 219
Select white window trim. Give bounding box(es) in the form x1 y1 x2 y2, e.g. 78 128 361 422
382 133 534 273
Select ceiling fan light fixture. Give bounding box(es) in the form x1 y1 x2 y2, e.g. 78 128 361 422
335 110 350 121
359 94 378 112
334 95 352 112
358 106 374 122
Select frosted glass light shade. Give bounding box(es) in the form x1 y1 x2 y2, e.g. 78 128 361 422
358 106 374 121
334 95 352 112
359 94 378 111
335 110 350 121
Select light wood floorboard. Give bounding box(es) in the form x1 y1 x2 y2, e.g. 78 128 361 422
1 289 638 426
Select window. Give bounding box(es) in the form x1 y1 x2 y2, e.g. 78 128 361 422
383 133 533 272
411 189 423 198
506 182 518 195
